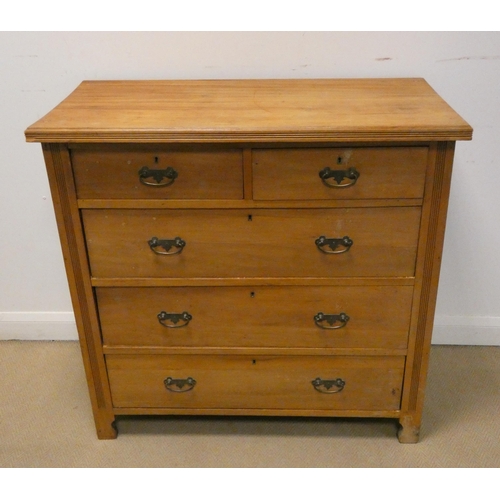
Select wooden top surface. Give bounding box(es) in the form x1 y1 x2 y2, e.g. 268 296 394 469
25 79 473 143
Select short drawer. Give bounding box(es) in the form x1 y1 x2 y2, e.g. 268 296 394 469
83 207 421 278
71 147 243 199
252 147 428 200
106 354 405 410
97 286 413 349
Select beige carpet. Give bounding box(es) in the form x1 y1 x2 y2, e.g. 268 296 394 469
0 341 499 467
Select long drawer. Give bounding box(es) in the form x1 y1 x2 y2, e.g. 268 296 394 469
97 286 413 349
71 147 243 199
106 354 405 410
252 147 428 200
83 207 421 278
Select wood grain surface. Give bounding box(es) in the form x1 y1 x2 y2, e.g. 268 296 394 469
97 285 413 349
25 79 473 143
253 146 428 200
72 146 243 199
82 207 421 278
106 354 405 410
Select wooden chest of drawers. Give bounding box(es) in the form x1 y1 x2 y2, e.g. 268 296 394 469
25 79 472 442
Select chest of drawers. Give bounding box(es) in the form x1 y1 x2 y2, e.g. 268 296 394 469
25 79 472 442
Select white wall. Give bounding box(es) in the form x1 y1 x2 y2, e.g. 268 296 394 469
1 32 499 344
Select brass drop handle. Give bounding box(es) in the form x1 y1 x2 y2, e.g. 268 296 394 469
315 235 353 254
164 377 196 392
139 166 178 186
158 311 192 328
148 236 186 255
314 312 350 329
319 167 359 188
311 377 346 393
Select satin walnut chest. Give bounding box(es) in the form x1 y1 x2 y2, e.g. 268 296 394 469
25 79 472 442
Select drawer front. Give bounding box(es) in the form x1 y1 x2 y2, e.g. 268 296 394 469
71 148 243 199
106 354 405 410
83 207 420 278
98 286 413 349
252 147 428 200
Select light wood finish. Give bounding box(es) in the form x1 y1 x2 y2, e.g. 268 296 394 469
253 147 428 200
106 354 405 410
112 407 401 418
398 142 458 442
41 144 117 439
72 147 243 200
97 286 413 349
25 79 472 143
82 207 421 278
78 198 423 209
92 276 415 288
102 346 408 357
26 79 472 442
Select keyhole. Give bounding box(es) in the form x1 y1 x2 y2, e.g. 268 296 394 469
248 214 253 221
252 359 256 365
337 156 343 165
250 291 255 298
154 156 159 164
